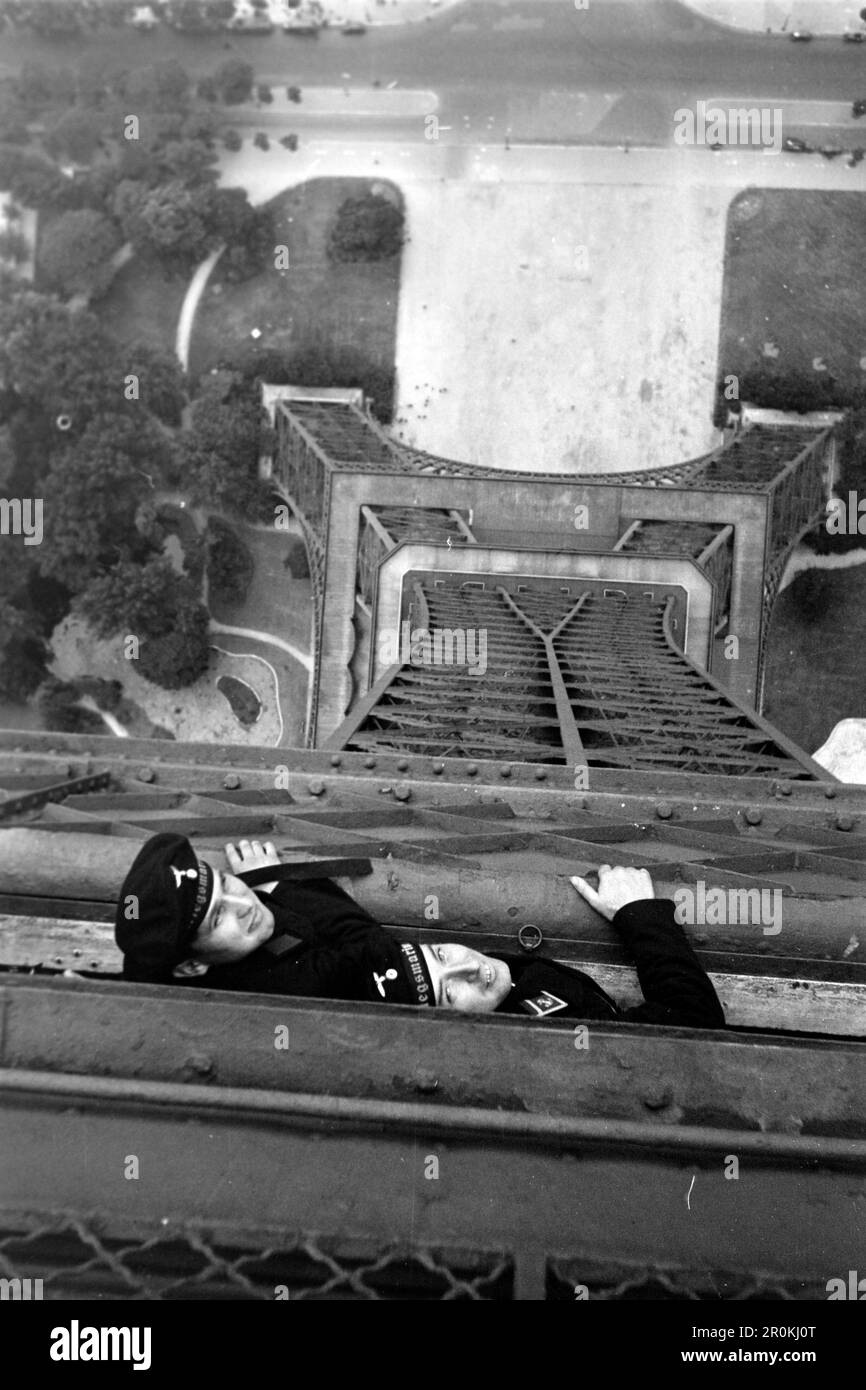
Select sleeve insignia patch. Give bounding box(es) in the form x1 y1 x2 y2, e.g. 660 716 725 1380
518 989 569 1017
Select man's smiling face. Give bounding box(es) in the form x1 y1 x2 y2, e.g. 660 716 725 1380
190 871 275 964
421 942 512 1013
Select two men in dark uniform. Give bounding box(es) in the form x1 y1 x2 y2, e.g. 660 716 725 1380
114 833 725 1028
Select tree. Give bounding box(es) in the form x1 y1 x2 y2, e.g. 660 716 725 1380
77 554 195 638
34 678 105 734
122 59 190 112
0 228 30 264
213 58 254 106
165 0 221 32
43 108 106 164
14 62 76 110
287 86 302 104
139 598 210 688
206 517 254 604
0 289 119 433
116 178 209 260
35 415 162 590
125 343 187 426
327 192 404 263
257 83 273 104
0 560 50 701
279 133 299 151
197 75 219 104
80 556 213 689
253 132 269 151
222 128 242 152
38 209 123 299
0 149 68 210
0 103 31 146
28 2 82 38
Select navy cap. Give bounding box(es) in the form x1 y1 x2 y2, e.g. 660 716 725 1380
367 938 436 1006
115 832 217 983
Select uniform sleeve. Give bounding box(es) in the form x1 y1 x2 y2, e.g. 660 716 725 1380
612 898 726 1029
266 876 382 948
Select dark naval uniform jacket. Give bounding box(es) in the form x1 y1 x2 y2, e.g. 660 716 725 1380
184 872 725 1028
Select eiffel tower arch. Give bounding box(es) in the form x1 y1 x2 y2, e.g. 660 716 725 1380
269 390 841 766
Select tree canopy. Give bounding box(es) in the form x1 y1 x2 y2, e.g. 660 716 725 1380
327 192 405 263
38 209 123 300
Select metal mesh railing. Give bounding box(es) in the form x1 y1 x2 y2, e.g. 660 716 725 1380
0 1210 828 1301
0 1211 514 1301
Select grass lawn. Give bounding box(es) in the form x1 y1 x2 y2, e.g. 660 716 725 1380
208 520 311 652
716 190 866 408
97 250 188 353
762 565 866 755
188 177 401 379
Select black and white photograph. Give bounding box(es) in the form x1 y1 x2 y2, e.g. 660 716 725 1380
0 0 864 1346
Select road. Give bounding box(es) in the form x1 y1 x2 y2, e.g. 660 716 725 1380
5 1 866 145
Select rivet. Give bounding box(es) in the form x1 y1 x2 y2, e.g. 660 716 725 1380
137 766 155 783
780 783 792 796
432 761 445 775
824 787 837 799
397 759 409 772
308 779 325 796
499 765 512 778
223 773 241 790
518 923 543 951
186 1053 214 1077
534 768 547 780
745 807 762 825
466 763 478 777
836 814 855 832
394 784 411 802
656 802 672 819
363 756 376 769
330 754 342 767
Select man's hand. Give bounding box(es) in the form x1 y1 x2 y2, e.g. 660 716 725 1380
570 864 655 922
225 839 281 895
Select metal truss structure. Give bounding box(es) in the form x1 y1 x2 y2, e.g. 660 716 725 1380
326 571 823 778
0 735 864 1298
271 398 838 744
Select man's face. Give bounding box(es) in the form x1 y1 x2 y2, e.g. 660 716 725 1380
190 872 275 964
422 943 512 1013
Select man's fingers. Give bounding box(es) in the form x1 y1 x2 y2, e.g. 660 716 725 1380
570 874 601 909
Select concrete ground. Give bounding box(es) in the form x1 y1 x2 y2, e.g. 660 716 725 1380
219 140 742 473
681 0 865 35
218 135 866 474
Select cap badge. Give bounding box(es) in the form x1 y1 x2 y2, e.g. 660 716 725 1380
373 968 399 997
171 866 198 890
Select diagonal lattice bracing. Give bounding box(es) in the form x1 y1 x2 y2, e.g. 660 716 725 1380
330 578 816 777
